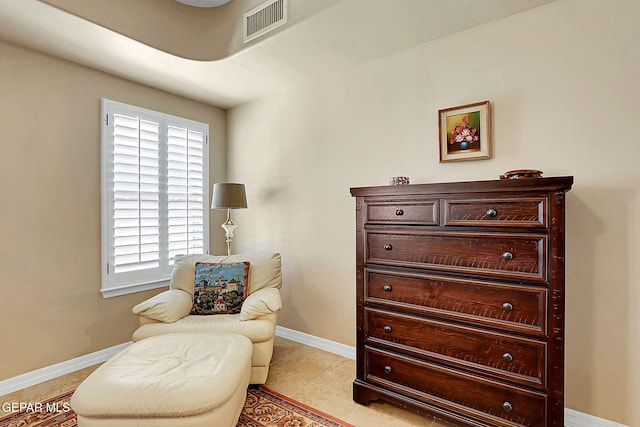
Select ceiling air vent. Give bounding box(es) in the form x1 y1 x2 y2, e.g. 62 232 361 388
243 0 288 43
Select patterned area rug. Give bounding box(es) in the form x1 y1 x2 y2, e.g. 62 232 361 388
0 386 354 427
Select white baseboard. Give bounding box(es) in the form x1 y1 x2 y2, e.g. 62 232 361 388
275 325 356 360
565 408 629 427
275 326 629 427
0 342 132 397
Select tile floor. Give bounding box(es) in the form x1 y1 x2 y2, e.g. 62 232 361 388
0 336 449 426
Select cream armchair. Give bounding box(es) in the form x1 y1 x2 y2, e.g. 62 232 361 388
131 252 282 384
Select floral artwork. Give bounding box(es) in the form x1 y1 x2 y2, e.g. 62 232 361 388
447 112 480 150
439 101 491 162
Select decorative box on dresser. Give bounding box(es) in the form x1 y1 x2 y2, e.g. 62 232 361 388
350 177 573 427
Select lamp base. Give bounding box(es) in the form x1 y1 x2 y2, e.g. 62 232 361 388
221 209 238 256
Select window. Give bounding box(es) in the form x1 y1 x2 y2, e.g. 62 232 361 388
101 99 209 297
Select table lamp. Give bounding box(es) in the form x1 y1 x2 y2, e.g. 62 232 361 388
211 182 247 256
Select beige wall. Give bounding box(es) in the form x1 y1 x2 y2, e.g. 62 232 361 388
227 0 640 424
0 40 227 380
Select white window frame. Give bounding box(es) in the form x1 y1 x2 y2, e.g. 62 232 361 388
100 99 210 298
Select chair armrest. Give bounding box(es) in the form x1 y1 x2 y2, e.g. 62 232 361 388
240 288 282 321
132 289 193 323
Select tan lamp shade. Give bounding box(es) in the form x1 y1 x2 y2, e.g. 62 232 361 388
211 183 247 209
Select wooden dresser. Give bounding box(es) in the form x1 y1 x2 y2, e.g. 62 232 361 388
350 177 573 427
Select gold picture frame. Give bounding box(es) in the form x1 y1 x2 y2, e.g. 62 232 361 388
439 100 491 163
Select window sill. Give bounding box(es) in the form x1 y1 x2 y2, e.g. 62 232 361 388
100 279 169 298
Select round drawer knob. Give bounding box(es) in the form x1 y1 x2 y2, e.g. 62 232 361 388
502 251 513 260
383 325 392 333
384 244 393 250
384 365 393 374
503 352 513 362
395 209 404 216
502 302 513 311
502 401 513 412
383 285 392 292
486 208 497 217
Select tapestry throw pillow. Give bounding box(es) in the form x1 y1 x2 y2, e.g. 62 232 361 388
191 262 250 315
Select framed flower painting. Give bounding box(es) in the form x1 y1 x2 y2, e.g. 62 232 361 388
438 100 491 163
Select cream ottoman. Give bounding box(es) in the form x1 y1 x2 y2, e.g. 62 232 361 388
71 332 252 427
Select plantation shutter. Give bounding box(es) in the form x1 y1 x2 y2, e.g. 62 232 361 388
167 125 206 264
112 114 162 274
101 99 209 297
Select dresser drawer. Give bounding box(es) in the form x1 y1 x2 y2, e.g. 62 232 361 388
366 347 546 427
444 198 547 228
367 230 547 282
366 269 546 335
366 200 439 225
365 308 546 388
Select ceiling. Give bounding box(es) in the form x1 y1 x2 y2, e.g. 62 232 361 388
175 0 233 7
0 0 556 109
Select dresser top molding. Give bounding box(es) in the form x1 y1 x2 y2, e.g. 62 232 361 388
350 176 573 198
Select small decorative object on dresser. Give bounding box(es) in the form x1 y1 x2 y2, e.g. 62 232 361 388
439 100 491 163
350 176 573 427
500 169 544 179
389 176 410 185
